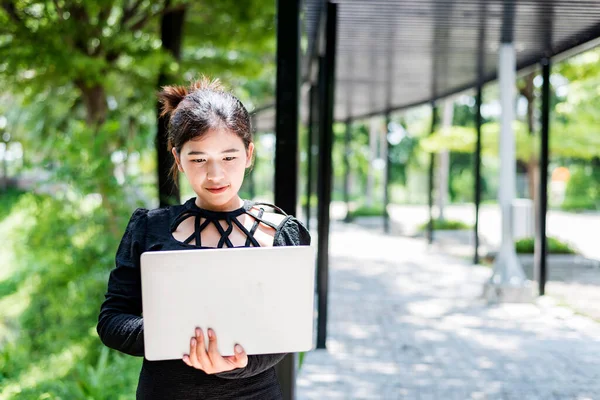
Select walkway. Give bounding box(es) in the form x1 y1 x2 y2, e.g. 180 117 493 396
296 222 600 400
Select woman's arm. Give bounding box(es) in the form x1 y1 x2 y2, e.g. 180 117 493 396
96 208 148 357
216 217 311 379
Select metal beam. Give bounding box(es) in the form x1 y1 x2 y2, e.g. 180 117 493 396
534 0 554 297
383 112 391 233
274 0 301 214
474 85 483 264
343 118 352 222
484 0 530 302
305 85 317 230
535 57 551 296
273 0 301 397
427 104 437 244
474 0 486 265
316 2 338 350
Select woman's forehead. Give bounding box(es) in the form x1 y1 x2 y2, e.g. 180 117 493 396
184 129 245 151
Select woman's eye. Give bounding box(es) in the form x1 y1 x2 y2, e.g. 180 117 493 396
192 159 206 163
224 157 236 161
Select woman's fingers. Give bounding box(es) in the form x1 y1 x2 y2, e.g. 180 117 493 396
183 328 248 373
194 327 211 369
207 328 221 361
187 334 203 370
182 353 193 367
232 344 249 367
222 344 248 367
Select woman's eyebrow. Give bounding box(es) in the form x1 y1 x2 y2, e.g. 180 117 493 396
186 148 240 155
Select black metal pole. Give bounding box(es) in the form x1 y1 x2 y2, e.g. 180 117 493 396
474 86 483 264
343 118 352 222
274 0 300 213
427 104 437 244
383 112 391 233
473 0 486 264
274 0 300 397
535 58 551 296
305 85 316 230
316 2 337 350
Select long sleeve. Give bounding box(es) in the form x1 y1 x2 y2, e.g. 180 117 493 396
216 216 311 379
97 208 148 357
215 353 287 380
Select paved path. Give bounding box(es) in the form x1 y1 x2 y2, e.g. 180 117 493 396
325 202 600 261
296 223 600 400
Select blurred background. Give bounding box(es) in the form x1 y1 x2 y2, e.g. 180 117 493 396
0 0 599 399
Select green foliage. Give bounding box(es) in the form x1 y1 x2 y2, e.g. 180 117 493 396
561 197 599 211
0 191 142 398
389 135 419 186
347 205 385 219
0 0 278 226
419 122 539 161
449 168 474 203
0 188 26 221
299 193 319 208
418 219 472 231
331 121 372 197
561 164 600 211
515 237 577 254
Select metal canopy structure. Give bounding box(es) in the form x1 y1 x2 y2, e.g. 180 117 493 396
270 1 600 398
289 0 600 353
303 0 600 121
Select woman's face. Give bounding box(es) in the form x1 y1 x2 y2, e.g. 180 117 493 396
173 128 254 211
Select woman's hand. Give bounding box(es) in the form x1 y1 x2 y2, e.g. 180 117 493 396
182 328 248 374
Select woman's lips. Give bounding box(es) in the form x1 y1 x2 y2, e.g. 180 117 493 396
206 186 228 194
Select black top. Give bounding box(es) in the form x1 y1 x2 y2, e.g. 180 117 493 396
97 198 311 400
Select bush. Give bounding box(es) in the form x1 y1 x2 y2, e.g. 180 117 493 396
0 191 141 398
346 205 385 219
561 166 599 211
418 218 472 231
0 188 27 222
515 236 576 254
560 196 599 212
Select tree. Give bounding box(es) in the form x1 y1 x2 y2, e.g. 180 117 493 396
0 0 176 234
0 0 277 234
156 3 186 207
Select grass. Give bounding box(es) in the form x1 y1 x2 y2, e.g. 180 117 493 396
346 205 385 219
515 236 577 254
418 218 472 231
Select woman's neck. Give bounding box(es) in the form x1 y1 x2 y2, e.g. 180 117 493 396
194 196 244 212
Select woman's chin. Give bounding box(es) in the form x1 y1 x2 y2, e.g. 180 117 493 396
195 190 241 211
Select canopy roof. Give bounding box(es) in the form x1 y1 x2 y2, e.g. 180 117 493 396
297 0 600 122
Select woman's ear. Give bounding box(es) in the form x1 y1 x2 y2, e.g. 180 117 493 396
245 143 255 168
172 148 184 172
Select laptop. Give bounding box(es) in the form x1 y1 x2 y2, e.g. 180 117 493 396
140 245 316 361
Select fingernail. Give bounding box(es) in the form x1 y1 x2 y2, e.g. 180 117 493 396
191 338 196 345
196 327 201 337
208 328 213 338
235 344 244 354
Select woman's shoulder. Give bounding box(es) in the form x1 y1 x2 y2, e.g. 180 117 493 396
125 202 185 231
247 201 311 246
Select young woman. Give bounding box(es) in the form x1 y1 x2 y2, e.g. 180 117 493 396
97 77 311 399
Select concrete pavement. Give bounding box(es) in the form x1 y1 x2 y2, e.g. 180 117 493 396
296 222 600 400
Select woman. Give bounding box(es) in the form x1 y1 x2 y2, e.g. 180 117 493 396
97 77 311 399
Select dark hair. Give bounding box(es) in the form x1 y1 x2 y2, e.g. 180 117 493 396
158 76 253 185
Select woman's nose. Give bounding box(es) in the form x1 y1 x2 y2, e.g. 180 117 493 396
206 161 224 181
